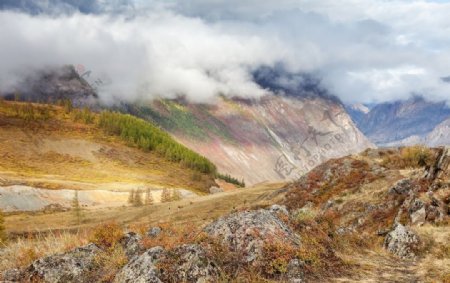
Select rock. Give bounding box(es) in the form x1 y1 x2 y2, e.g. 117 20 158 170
203 208 300 262
113 246 164 283
384 224 421 259
161 244 220 282
268 204 289 216
120 232 142 259
410 207 426 225
146 227 162 238
2 268 22 282
209 186 224 194
389 179 415 195
409 199 426 225
425 205 443 223
16 243 101 283
114 244 219 283
286 259 305 283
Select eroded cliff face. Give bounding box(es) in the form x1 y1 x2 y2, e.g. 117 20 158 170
135 95 373 185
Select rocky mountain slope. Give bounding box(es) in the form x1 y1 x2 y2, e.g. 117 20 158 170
2 146 448 282
348 96 450 146
131 94 373 185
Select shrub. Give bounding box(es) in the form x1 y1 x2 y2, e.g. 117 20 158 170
259 239 297 276
382 146 433 169
89 222 123 249
91 246 128 282
16 246 42 267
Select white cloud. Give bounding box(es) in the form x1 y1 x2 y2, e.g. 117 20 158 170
0 0 450 104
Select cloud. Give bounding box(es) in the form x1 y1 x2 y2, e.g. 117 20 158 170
0 0 450 104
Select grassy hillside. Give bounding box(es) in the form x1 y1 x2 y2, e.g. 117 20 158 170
0 99 217 193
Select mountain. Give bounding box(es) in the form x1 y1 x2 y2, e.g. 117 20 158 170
1 65 98 106
7 66 374 186
348 96 450 146
425 118 450 146
129 94 373 185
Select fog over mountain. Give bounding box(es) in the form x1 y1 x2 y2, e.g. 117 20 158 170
1 0 450 104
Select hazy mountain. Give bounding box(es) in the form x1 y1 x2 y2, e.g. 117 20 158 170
348 96 450 146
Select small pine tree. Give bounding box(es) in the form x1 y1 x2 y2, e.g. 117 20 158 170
0 209 6 245
171 190 182 201
134 189 143 206
128 189 135 205
161 188 171 203
63 99 73 113
145 188 154 206
72 190 83 224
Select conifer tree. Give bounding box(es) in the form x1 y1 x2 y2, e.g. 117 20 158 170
134 189 143 206
128 189 135 205
171 189 182 201
161 188 171 203
145 188 154 206
72 190 83 225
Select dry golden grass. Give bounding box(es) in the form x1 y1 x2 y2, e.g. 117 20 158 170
4 182 284 234
0 182 284 278
0 100 215 193
0 229 90 275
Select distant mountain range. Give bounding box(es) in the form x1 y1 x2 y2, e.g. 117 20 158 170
347 96 450 147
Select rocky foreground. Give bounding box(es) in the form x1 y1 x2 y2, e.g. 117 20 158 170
1 147 449 282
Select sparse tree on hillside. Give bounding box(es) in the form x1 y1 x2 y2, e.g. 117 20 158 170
0 209 6 245
72 190 83 225
134 189 143 206
145 188 154 206
171 190 182 201
161 188 171 203
128 189 135 205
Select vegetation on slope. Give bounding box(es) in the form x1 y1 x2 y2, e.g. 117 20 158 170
129 99 234 142
97 111 216 174
216 173 245 188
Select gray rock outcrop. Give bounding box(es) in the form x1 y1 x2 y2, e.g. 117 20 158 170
113 244 219 283
384 224 421 259
203 206 299 262
4 243 101 283
120 232 142 259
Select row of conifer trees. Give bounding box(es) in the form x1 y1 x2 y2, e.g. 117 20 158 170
97 111 217 174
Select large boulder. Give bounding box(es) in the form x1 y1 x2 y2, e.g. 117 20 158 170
119 232 143 259
113 246 164 283
6 243 101 283
114 244 219 283
384 224 421 259
203 205 299 262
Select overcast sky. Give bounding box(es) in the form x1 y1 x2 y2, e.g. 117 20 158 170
0 0 449 104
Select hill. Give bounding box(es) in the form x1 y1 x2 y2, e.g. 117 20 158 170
0 99 219 212
1 146 448 282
